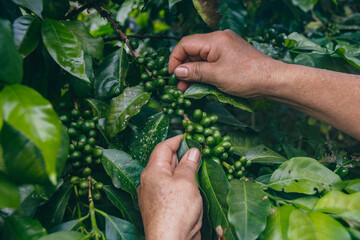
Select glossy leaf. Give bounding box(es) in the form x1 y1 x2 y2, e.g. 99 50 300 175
335 41 360 70
62 20 104 60
184 83 252 112
227 180 271 240
38 231 86 240
288 210 351 240
268 157 341 194
103 185 143 231
246 145 287 164
102 149 143 205
41 19 89 82
49 219 82 233
193 0 221 28
55 126 69 176
285 196 319 211
314 191 360 213
2 215 47 240
105 215 145 240
11 0 43 18
291 0 318 12
86 99 109 118
282 144 307 159
199 159 237 240
129 112 170 166
1 85 62 184
286 32 325 52
259 205 296 240
105 85 151 138
169 0 183 9
0 19 23 84
94 47 129 100
1 123 47 183
12 15 41 57
344 179 360 193
0 172 20 208
177 137 203 161
217 0 247 35
228 131 262 155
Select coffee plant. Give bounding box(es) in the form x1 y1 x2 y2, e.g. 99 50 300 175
0 0 360 239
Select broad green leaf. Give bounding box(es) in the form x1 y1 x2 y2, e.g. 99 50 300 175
11 0 43 18
335 42 360 70
1 123 48 183
285 196 319 211
184 83 252 112
286 32 325 52
314 191 360 213
2 215 47 240
68 54 92 99
0 172 20 208
228 131 262 155
49 219 82 233
129 112 170 166
259 205 296 240
41 19 88 82
288 210 351 240
1 85 62 184
199 159 237 240
62 20 104 60
282 144 307 159
0 19 23 84
217 0 247 35
42 0 69 19
348 228 360 240
12 15 41 57
102 149 143 205
345 179 360 193
39 185 72 228
169 0 183 9
105 86 151 138
291 0 318 12
332 211 360 229
245 145 287 164
268 157 341 195
177 137 203 160
39 231 86 240
103 185 143 231
105 215 145 240
227 180 271 240
94 47 129 100
86 99 109 118
193 0 221 28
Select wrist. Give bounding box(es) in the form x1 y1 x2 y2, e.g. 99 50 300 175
144 217 186 240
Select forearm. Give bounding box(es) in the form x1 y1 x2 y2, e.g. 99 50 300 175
265 61 360 139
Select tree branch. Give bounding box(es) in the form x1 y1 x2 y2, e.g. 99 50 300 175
103 34 183 42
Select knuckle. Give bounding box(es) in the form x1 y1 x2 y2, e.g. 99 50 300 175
192 62 203 81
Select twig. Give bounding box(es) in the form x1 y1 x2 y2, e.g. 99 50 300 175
103 34 183 42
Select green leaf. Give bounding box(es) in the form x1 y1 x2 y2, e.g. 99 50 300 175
0 19 23 84
2 215 47 240
287 210 351 240
344 179 360 193
335 41 360 70
41 19 88 82
169 0 183 9
268 157 341 195
259 205 296 240
286 32 325 52
291 0 318 12
105 86 151 138
94 47 129 100
245 145 287 164
184 83 252 112
228 131 262 156
12 15 41 57
1 85 62 184
282 144 307 159
42 0 69 19
192 0 221 28
39 185 72 228
199 159 237 240
227 180 271 240
62 20 104 60
348 228 360 240
1 122 48 184
285 196 319 211
217 0 247 35
102 149 143 206
314 191 360 213
177 137 203 161
103 185 143 231
55 126 69 176
86 99 109 119
39 231 86 240
49 219 83 233
0 172 20 208
105 215 145 240
11 0 43 18
129 112 170 166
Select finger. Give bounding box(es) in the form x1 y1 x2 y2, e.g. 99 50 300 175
170 154 178 171
173 61 216 83
176 80 190 92
146 135 183 171
174 148 201 181
169 34 211 73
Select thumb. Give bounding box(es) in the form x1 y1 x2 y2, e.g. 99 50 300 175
174 61 214 83
174 148 201 180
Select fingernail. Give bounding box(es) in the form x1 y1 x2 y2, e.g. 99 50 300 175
188 148 200 163
174 67 189 78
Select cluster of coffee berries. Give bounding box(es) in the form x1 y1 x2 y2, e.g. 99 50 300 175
253 28 286 48
160 87 192 116
59 108 103 169
222 156 252 181
70 172 104 200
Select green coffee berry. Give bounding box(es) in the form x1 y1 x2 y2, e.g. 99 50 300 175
206 136 216 147
193 109 203 122
92 148 103 158
175 108 184 116
200 117 212 127
203 128 213 137
79 180 89 189
194 124 204 133
141 72 151 81
129 39 139 49
161 93 175 103
145 81 155 92
168 74 178 85
193 134 205 143
70 176 80 184
212 145 225 156
136 56 145 64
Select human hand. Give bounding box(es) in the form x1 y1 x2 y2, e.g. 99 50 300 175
138 135 203 240
169 30 283 98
